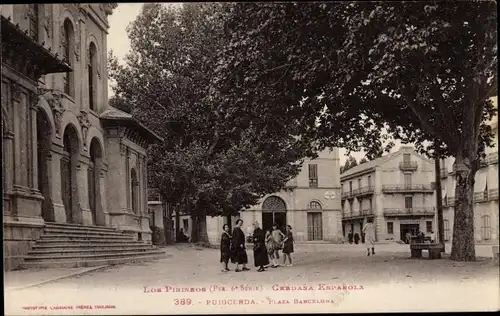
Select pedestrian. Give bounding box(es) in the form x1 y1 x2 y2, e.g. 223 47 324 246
252 221 269 272
282 225 294 266
220 224 232 272
265 229 276 268
430 231 436 243
354 232 360 245
362 218 375 256
348 230 353 244
231 219 250 272
271 223 285 267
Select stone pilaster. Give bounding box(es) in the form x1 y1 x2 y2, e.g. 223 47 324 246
77 162 91 225
50 151 66 222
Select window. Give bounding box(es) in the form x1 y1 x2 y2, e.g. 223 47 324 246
308 164 318 188
308 201 322 210
426 221 433 233
62 19 75 97
444 219 450 241
387 222 394 234
367 175 372 188
404 196 413 209
369 198 372 211
349 181 352 193
358 178 362 189
183 218 189 231
403 153 411 163
481 215 491 240
404 173 412 186
28 4 39 42
88 43 97 111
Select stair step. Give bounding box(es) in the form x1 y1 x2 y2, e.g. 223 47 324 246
43 228 127 237
28 247 157 255
20 253 168 269
40 235 133 241
44 222 117 231
24 250 166 261
33 242 150 249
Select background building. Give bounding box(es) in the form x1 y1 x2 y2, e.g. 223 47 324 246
340 147 436 242
2 4 162 270
440 96 499 244
149 149 343 245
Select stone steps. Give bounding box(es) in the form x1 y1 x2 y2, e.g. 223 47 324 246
28 247 157 255
21 223 166 269
20 253 167 269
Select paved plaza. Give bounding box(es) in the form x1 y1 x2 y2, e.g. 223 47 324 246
5 243 499 314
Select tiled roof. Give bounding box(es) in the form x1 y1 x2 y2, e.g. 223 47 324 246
340 152 399 179
100 106 134 120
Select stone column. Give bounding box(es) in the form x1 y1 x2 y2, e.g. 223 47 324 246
125 145 130 211
2 130 14 194
50 150 66 222
29 94 40 194
77 161 91 225
79 9 88 111
11 83 22 188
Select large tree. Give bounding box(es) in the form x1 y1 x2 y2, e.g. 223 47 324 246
210 1 497 260
108 3 313 242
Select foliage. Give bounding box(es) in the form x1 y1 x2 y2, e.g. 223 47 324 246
108 96 133 114
211 1 497 260
340 156 359 174
108 3 314 241
359 157 368 165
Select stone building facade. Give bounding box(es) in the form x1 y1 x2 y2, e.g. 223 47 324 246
440 96 499 244
340 147 436 242
2 4 161 269
148 149 343 245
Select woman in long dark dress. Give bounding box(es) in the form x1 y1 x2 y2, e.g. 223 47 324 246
282 225 294 266
230 219 249 272
220 224 231 272
252 221 270 272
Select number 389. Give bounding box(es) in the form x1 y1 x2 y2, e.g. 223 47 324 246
174 299 192 306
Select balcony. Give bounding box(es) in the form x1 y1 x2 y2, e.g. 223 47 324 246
447 196 455 206
361 209 374 216
490 189 499 201
341 191 354 200
352 186 375 198
343 209 374 220
383 208 435 217
473 191 489 203
488 152 498 164
440 168 448 178
399 161 418 171
382 184 434 194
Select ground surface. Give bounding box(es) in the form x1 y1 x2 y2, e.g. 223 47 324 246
5 243 499 314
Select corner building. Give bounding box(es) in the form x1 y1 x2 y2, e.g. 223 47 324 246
2 4 161 270
340 147 437 242
205 149 344 244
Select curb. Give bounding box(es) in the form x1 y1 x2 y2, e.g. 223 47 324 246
5 265 110 292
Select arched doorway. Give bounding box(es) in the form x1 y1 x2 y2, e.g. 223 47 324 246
37 110 54 222
61 124 80 224
88 138 104 225
262 196 287 232
131 168 139 214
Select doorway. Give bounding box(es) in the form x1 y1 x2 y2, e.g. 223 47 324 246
307 212 323 240
61 124 80 224
262 196 287 232
37 110 54 222
400 223 419 241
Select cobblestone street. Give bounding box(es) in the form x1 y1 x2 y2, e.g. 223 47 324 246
6 243 499 314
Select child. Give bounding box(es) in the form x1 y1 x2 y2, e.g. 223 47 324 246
272 223 285 267
282 225 294 266
265 230 277 268
362 218 375 256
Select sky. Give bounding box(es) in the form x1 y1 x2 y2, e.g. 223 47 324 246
106 3 405 166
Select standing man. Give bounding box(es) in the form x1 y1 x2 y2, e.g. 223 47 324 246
362 218 376 256
231 219 250 272
252 221 270 272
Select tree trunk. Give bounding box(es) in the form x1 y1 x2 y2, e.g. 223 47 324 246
175 206 180 243
190 214 209 243
434 158 445 249
450 161 476 261
191 215 199 243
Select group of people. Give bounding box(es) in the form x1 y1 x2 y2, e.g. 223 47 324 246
220 219 294 272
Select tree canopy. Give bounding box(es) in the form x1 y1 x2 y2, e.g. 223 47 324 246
209 1 497 260
108 3 315 241
340 156 359 174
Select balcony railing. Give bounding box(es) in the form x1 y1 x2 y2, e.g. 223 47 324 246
399 161 418 171
341 191 354 200
447 196 455 206
489 188 499 201
361 209 374 216
382 184 434 194
383 207 435 217
440 168 448 178
352 186 375 197
343 209 374 220
488 152 498 164
473 191 489 203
